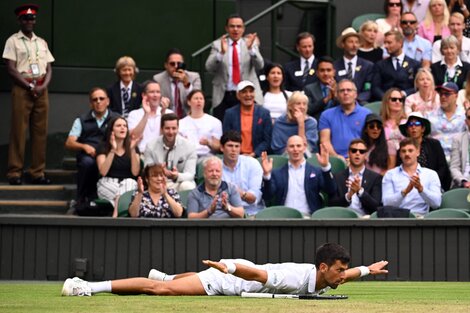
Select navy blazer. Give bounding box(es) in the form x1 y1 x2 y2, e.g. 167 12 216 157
107 81 143 116
430 61 470 90
303 81 339 120
371 56 420 101
328 168 383 214
262 162 337 214
283 58 318 91
223 104 273 157
334 57 374 104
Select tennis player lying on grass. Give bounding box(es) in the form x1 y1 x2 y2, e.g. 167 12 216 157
62 243 388 297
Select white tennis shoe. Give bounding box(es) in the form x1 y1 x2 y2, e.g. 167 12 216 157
62 277 92 296
148 269 166 281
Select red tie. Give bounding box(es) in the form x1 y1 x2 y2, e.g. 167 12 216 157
173 81 183 119
232 41 240 85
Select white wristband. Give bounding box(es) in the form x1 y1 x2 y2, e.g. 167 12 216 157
222 261 237 274
358 266 370 277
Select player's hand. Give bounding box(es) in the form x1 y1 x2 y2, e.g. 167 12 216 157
202 260 228 274
368 260 389 275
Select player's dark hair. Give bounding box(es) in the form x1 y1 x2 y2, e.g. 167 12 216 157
221 130 242 145
161 113 179 129
315 243 350 267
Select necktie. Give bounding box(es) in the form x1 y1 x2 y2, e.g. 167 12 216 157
302 60 309 84
121 87 130 115
232 41 240 85
395 57 400 71
173 81 183 119
346 62 353 79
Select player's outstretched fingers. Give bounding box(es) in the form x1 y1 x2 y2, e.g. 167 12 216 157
369 260 389 275
202 260 228 274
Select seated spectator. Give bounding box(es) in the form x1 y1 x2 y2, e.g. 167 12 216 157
361 114 394 174
448 0 470 36
372 30 421 101
397 112 451 190
375 0 403 47
261 136 336 216
399 12 432 68
382 138 442 216
319 79 371 160
402 0 430 23
430 35 470 89
220 131 264 216
304 56 338 120
223 80 272 157
329 139 382 216
404 68 440 115
456 71 470 109
153 48 202 119
178 90 222 161
381 88 407 150
358 20 384 64
187 156 244 219
107 56 142 118
128 164 183 218
334 27 374 104
418 0 451 43
449 107 470 188
428 82 466 161
144 113 197 192
283 32 318 91
96 116 140 217
432 12 470 63
271 91 318 156
65 87 119 207
262 63 292 121
127 81 171 153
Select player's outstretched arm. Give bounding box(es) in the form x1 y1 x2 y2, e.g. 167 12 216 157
342 260 389 283
203 260 268 284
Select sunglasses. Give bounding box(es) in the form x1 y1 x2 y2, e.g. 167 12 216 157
91 97 106 102
401 20 417 25
407 121 422 127
350 148 368 154
438 91 456 97
388 2 402 7
367 122 382 130
390 97 404 103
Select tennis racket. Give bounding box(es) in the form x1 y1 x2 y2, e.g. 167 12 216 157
241 292 348 300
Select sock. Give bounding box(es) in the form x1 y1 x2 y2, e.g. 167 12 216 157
89 281 112 293
164 275 175 281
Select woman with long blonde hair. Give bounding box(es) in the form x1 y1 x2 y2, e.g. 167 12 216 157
418 0 451 43
404 68 440 115
380 88 407 151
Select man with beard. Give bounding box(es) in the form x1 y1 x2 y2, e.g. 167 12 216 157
187 156 244 219
399 11 432 68
382 138 442 216
62 243 389 297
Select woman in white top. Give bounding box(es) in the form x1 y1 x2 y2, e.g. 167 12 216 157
262 63 292 122
405 68 440 116
178 90 222 161
375 0 403 47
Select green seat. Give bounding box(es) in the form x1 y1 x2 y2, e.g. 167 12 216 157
351 13 385 31
369 211 416 218
440 188 470 211
424 208 470 219
364 101 382 115
178 189 193 209
257 155 289 169
311 207 360 219
117 190 134 217
255 206 303 219
306 155 347 174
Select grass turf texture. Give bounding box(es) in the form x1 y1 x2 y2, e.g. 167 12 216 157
1 281 469 313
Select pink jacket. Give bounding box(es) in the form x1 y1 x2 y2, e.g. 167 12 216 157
418 22 451 43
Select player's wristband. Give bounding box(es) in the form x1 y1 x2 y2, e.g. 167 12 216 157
222 261 236 274
358 266 370 277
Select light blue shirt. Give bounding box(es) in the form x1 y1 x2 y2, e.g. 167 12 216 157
402 35 432 63
382 164 442 215
222 155 264 215
68 109 110 137
285 161 309 215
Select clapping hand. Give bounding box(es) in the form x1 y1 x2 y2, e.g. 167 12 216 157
260 151 273 176
316 143 330 167
142 94 151 114
130 133 142 150
137 176 145 193
220 34 228 54
161 97 170 113
110 131 117 152
245 33 258 49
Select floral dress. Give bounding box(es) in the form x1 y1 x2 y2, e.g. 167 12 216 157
135 189 181 218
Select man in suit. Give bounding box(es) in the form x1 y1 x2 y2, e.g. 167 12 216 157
303 56 338 120
223 80 272 157
107 56 142 118
284 32 318 91
449 107 470 188
372 30 420 101
329 139 382 216
334 28 374 104
153 48 201 119
205 14 264 121
261 135 337 216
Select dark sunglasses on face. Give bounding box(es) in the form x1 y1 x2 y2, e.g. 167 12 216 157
350 148 368 154
438 91 456 97
367 122 382 130
388 2 402 7
407 121 422 127
401 20 417 25
390 97 404 103
92 97 106 102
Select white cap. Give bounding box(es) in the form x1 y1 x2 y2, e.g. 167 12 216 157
237 80 255 92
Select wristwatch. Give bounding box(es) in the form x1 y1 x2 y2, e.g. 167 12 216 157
29 83 35 90
226 205 232 212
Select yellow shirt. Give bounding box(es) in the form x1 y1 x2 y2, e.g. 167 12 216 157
2 30 54 78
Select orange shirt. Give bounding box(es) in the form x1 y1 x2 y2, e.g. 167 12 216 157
240 106 254 154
